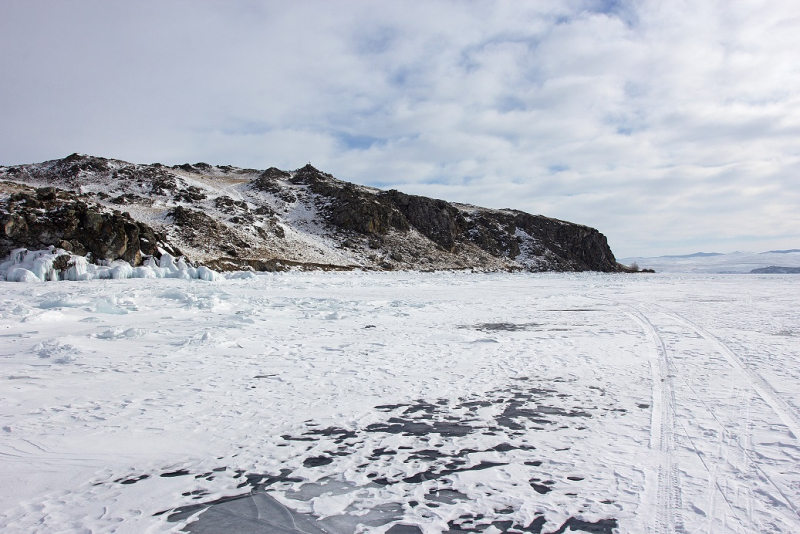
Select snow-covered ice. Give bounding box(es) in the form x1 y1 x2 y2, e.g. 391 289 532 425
0 272 798 533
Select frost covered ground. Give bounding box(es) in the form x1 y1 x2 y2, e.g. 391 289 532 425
0 273 798 533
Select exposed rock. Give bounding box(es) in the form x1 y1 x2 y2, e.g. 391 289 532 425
252 167 291 192
174 186 207 203
511 211 619 272
0 182 179 264
214 196 249 214
381 190 466 251
167 206 250 253
0 154 627 273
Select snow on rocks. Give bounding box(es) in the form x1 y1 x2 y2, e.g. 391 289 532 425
0 248 222 282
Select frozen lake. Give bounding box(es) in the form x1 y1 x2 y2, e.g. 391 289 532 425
0 272 798 533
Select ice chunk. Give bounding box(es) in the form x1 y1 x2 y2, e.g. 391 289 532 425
33 339 78 364
1 248 221 283
110 261 133 279
159 253 177 271
63 255 89 281
133 266 157 279
94 298 128 315
226 271 257 280
6 267 40 283
96 327 144 340
38 293 88 309
161 289 192 301
197 266 219 281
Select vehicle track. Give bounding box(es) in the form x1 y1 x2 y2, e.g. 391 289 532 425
625 304 792 532
626 301 800 528
661 310 800 525
626 309 682 534
667 311 800 440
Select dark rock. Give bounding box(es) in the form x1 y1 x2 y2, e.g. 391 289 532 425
0 184 179 264
381 190 466 251
214 196 249 213
464 211 520 257
55 153 110 182
511 211 620 271
289 164 621 270
168 205 219 230
110 193 144 205
167 206 249 254
1 154 626 273
174 186 207 203
252 167 291 191
296 170 408 235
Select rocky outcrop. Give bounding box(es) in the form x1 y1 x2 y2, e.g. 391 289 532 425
511 212 619 272
167 206 252 258
0 154 626 273
381 190 466 252
0 183 180 264
292 165 621 271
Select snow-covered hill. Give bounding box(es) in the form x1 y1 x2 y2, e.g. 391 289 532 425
1 154 624 273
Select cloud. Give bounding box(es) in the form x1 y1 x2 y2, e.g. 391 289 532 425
1 0 799 256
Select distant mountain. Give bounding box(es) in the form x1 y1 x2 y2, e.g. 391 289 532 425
621 250 800 274
0 154 626 273
750 266 800 274
656 252 723 258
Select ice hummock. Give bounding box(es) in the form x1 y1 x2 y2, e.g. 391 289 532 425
0 248 222 282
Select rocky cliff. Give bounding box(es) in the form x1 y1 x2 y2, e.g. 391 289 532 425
0 182 180 265
1 154 626 272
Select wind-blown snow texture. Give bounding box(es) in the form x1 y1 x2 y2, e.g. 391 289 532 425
0 273 798 533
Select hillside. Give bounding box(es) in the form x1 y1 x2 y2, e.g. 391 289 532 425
1 154 624 273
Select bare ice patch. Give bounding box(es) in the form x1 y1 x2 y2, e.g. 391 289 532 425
156 381 618 533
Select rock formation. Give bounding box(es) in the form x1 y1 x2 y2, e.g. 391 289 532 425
1 154 627 272
0 182 179 265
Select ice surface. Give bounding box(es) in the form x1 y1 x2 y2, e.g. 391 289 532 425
0 272 798 533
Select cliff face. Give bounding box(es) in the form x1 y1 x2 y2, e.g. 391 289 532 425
0 154 624 272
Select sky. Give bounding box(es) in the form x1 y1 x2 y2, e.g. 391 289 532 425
1 0 799 258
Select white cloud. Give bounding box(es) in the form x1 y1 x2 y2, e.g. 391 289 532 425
1 0 799 256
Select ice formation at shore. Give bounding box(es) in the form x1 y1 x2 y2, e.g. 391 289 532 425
0 248 224 282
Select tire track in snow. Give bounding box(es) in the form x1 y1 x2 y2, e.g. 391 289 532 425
626 309 682 534
631 308 756 532
632 303 800 528
667 312 800 441
663 311 800 524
